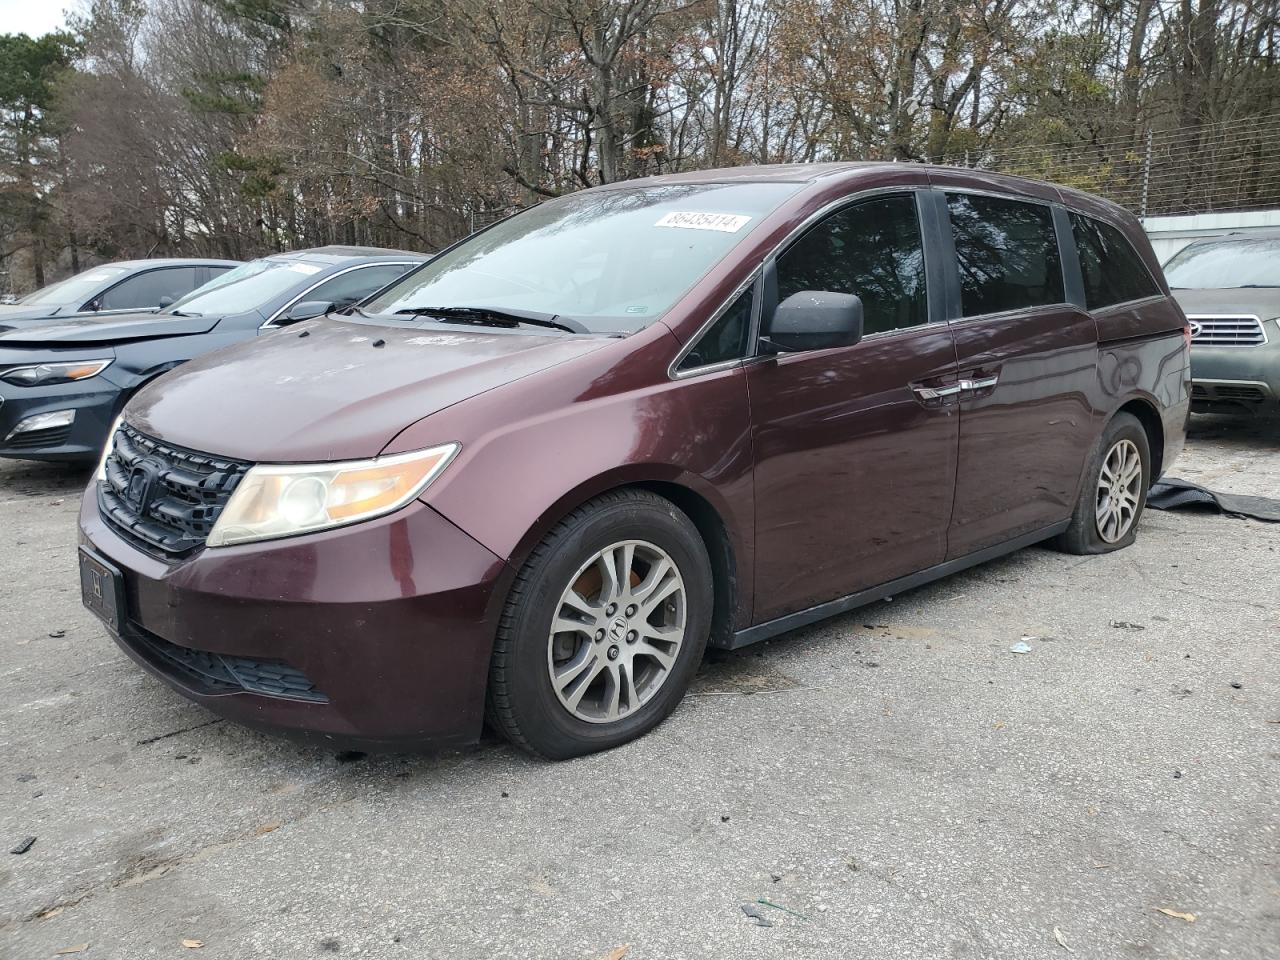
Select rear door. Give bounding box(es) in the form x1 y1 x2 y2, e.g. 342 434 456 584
747 190 960 623
936 189 1099 557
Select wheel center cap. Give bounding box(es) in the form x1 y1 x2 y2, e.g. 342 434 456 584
609 617 628 641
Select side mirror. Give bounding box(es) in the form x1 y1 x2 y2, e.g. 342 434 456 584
761 290 864 353
279 300 334 325
87 298 102 312
157 295 175 309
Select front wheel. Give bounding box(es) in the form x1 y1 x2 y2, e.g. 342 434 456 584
1054 412 1151 555
486 490 713 759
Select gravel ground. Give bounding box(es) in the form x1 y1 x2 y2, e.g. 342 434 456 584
1 414 1277 960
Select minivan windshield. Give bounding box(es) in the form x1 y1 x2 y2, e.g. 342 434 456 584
364 182 801 334
21 265 130 306
1164 237 1280 289
170 258 321 315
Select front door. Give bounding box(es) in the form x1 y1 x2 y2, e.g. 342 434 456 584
936 189 1099 557
748 191 960 624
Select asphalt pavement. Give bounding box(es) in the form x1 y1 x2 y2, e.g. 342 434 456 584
1 415 1277 959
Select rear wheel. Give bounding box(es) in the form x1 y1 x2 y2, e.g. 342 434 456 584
1054 412 1150 554
486 490 712 759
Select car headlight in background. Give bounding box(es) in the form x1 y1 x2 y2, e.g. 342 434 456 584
0 359 112 387
206 443 460 548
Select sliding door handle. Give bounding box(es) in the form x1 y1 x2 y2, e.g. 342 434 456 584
913 383 963 401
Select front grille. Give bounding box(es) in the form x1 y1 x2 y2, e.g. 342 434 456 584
1188 315 1267 346
99 422 251 557
5 424 72 449
126 622 328 702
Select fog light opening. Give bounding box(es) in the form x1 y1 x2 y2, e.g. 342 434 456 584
4 409 75 442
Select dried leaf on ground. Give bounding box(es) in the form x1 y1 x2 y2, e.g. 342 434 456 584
602 946 629 960
255 822 280 836
182 939 205 949
1156 907 1197 922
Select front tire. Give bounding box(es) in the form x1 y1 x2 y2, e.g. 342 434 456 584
486 490 713 760
1054 412 1151 555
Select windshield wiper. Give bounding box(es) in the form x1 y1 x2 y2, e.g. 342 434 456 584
395 305 586 335
169 309 202 317
1238 284 1280 288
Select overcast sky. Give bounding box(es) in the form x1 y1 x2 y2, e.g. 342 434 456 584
0 0 73 37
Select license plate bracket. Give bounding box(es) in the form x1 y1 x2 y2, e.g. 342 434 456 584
79 547 125 633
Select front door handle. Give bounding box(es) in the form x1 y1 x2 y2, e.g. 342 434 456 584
960 375 999 391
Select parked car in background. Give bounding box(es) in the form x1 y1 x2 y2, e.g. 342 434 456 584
0 259 240 330
77 164 1188 759
0 247 424 461
1164 233 1280 416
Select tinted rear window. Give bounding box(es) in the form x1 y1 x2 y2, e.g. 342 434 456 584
947 193 1064 316
1071 213 1160 309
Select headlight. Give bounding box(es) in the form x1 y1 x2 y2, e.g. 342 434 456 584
206 443 460 548
0 359 112 387
96 414 125 482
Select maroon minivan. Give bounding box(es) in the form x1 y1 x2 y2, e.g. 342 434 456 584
78 164 1190 758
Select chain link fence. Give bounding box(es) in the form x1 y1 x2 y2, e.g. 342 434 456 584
970 113 1280 218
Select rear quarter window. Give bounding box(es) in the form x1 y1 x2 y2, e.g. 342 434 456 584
1070 213 1160 310
946 193 1064 316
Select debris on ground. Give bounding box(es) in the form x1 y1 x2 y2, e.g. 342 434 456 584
741 904 773 927
1148 478 1280 522
1009 640 1033 654
181 939 205 949
1053 926 1073 951
601 946 630 960
48 629 65 638
1156 907 1197 922
10 836 36 855
1109 621 1145 630
756 898 811 920
54 946 89 956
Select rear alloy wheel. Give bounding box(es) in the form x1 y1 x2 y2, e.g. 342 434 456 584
487 490 712 759
1095 438 1143 543
1054 411 1151 555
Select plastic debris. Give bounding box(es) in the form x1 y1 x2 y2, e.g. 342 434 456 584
1053 926 1073 951
741 904 772 927
1009 641 1033 654
10 836 36 855
756 898 811 920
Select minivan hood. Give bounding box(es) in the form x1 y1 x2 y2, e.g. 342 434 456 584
126 317 611 462
1171 287 1280 320
0 311 216 345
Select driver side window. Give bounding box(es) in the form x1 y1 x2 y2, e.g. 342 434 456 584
774 193 927 336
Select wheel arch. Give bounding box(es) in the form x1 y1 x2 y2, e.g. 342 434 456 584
497 468 747 650
1114 395 1166 482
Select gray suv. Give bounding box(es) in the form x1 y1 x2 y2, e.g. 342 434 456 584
1166 233 1280 416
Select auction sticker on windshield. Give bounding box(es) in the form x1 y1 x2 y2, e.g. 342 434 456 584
655 212 752 233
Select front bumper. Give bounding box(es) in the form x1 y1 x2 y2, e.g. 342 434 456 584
79 487 511 750
1190 341 1280 415
0 380 121 461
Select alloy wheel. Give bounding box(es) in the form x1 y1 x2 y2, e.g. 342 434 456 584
547 539 687 724
1095 438 1143 543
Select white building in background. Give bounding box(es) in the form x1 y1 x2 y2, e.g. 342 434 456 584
1143 209 1280 263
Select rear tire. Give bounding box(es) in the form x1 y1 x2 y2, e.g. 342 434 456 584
1054 412 1150 555
486 490 712 760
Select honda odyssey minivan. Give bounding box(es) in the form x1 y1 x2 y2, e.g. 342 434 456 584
77 164 1190 759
